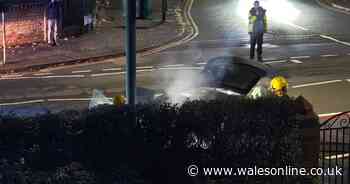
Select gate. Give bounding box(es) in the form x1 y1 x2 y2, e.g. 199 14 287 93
320 111 350 184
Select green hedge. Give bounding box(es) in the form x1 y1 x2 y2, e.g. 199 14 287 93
0 96 306 184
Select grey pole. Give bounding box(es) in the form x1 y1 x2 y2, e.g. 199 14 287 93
125 0 137 106
162 0 168 22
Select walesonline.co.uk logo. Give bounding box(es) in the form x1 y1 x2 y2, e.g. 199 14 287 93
187 165 343 177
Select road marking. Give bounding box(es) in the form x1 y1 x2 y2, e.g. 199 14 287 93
320 35 350 47
0 75 85 80
91 72 125 77
321 54 338 57
140 0 198 56
289 59 303 64
102 68 122 71
33 73 53 76
0 99 45 106
0 76 37 80
324 153 350 160
47 98 92 102
332 3 350 12
0 74 23 78
196 62 207 65
264 60 287 64
292 80 343 88
347 53 350 56
136 66 153 69
285 22 309 31
346 79 350 82
162 64 185 67
72 70 91 74
136 69 155 73
290 56 310 59
159 66 202 70
40 75 85 79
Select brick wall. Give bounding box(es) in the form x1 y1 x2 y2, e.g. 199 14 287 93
0 6 45 47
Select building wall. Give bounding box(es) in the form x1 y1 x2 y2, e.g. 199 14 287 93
0 6 45 46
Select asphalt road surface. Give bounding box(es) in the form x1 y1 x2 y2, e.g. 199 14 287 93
2 0 350 117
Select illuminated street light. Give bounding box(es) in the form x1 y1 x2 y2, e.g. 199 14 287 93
236 0 300 23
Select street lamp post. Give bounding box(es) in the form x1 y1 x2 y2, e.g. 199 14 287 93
125 0 137 106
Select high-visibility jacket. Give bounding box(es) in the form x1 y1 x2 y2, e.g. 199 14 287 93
248 7 267 33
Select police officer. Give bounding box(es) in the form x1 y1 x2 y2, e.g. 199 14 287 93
249 1 267 61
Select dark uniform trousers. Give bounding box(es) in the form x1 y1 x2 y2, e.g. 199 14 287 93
250 32 264 59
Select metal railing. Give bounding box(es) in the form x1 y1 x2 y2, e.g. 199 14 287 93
320 111 350 184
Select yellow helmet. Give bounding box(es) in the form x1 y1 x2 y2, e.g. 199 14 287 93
113 95 126 106
270 76 288 96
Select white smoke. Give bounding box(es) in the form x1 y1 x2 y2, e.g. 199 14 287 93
162 68 205 105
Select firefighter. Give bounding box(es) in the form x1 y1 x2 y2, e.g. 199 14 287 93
270 76 317 119
113 95 126 106
249 1 267 61
270 76 288 97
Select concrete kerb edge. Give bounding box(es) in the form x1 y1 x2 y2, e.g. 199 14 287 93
0 0 195 75
315 0 350 15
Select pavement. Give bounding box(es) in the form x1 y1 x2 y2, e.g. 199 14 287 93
0 0 188 74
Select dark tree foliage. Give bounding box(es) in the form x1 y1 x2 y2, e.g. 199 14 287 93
0 96 308 184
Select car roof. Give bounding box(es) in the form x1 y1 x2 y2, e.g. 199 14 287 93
205 56 276 77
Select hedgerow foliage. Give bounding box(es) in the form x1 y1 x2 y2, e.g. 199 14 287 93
0 96 307 184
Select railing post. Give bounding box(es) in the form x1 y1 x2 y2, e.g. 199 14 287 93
2 11 6 65
44 7 47 42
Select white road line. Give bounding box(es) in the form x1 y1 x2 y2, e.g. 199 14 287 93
292 80 343 88
264 60 287 64
0 75 84 80
162 64 185 67
320 35 350 47
285 22 309 31
289 59 303 64
102 68 122 71
91 72 125 77
72 70 91 74
40 75 85 79
321 54 338 57
136 69 155 73
47 98 92 102
318 112 342 118
196 62 207 65
136 66 153 69
0 99 45 106
347 53 350 56
290 56 310 59
159 66 202 70
332 4 350 12
0 76 38 80
346 79 350 82
0 74 24 78
33 73 53 76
